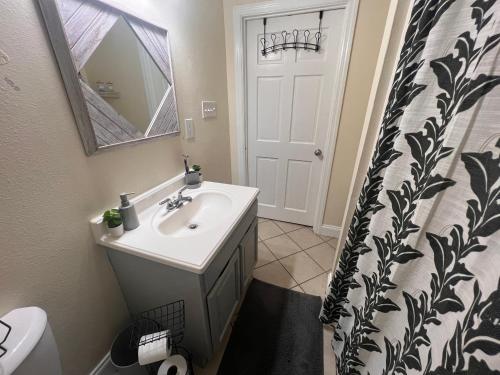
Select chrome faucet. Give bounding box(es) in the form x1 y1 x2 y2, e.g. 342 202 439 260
159 186 192 212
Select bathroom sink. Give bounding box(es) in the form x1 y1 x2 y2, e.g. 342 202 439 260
90 180 259 273
154 191 232 237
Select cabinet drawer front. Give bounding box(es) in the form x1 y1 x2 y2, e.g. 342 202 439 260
207 250 241 349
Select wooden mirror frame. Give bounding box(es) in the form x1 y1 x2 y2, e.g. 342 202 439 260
38 0 180 155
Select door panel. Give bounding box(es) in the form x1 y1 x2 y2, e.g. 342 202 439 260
247 10 346 225
257 76 282 141
284 160 312 211
256 157 278 206
290 75 322 143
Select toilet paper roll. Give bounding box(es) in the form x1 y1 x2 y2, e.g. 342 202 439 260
138 330 172 366
157 355 188 375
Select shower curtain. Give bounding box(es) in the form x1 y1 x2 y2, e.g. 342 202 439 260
320 0 500 374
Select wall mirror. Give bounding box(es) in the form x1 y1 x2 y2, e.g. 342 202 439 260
38 0 180 155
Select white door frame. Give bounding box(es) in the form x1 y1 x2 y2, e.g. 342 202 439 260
232 0 359 233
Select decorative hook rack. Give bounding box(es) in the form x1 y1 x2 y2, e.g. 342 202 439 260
261 11 324 56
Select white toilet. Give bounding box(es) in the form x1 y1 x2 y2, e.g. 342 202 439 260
0 307 62 375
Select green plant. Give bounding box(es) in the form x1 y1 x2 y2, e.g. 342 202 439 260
192 164 201 172
102 209 122 228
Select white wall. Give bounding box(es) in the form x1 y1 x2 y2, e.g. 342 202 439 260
0 0 231 373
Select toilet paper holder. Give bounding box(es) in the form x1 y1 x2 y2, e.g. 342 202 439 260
129 300 193 374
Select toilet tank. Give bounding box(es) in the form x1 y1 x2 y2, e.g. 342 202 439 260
0 307 62 375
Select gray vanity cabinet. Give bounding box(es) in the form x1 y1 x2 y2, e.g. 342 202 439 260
207 250 241 349
106 200 257 367
240 219 257 290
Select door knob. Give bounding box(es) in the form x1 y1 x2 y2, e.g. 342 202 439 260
314 149 323 157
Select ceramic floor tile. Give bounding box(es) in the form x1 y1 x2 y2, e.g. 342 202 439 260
258 217 269 223
328 237 339 248
255 241 276 268
306 243 335 271
280 252 323 284
287 227 324 249
324 326 336 375
258 220 283 240
264 234 302 259
253 261 297 289
301 272 329 297
274 220 305 233
291 285 304 293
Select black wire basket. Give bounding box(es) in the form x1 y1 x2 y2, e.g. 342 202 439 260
129 300 193 374
130 300 185 350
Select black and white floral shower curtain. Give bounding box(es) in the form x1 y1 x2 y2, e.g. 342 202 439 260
320 0 500 374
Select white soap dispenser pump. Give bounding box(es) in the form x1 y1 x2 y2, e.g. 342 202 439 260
119 192 140 231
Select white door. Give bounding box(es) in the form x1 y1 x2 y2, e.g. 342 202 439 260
246 10 345 225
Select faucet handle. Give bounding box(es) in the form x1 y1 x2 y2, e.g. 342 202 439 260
159 197 172 206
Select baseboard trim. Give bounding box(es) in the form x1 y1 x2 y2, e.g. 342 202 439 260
317 225 341 238
89 352 114 375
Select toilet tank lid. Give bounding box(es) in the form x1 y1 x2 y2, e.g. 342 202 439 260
0 307 47 375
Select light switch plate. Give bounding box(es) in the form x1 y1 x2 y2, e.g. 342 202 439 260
184 118 194 139
202 101 217 119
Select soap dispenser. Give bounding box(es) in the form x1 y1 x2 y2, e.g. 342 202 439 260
119 192 140 231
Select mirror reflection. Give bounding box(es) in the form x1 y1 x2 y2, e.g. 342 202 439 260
80 17 169 134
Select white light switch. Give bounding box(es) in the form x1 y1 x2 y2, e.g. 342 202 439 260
202 101 217 119
184 118 194 139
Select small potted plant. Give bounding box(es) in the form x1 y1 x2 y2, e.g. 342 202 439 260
192 164 203 183
102 209 124 237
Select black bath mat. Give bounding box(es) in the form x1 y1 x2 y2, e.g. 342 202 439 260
217 279 324 375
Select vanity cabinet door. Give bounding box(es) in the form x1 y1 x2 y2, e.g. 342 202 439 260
207 250 241 350
240 219 257 290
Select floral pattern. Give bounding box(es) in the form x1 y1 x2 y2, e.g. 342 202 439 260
320 1 500 374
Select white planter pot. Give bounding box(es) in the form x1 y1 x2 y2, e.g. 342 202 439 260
107 223 124 237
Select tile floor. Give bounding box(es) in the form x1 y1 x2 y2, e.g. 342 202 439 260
194 217 338 375
254 217 337 295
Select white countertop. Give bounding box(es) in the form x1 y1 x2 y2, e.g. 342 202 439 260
90 181 259 273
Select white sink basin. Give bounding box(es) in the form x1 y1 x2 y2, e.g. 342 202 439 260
154 191 232 237
90 181 259 273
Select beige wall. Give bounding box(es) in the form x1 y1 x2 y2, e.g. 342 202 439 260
336 0 412 253
223 0 392 228
322 0 391 227
223 0 262 183
163 1 232 184
0 0 230 374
